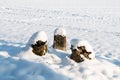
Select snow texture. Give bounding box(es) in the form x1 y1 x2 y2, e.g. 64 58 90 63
0 0 120 80
71 39 80 50
54 27 66 36
28 31 48 45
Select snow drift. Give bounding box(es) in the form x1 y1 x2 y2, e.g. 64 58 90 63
19 31 48 60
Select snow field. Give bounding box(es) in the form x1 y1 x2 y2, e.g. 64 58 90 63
0 6 120 80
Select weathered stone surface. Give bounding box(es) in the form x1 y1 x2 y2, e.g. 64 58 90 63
78 46 92 60
53 35 66 51
70 49 84 62
31 40 47 56
70 45 92 63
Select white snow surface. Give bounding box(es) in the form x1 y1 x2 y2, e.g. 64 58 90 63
71 39 80 49
54 27 66 36
71 39 93 52
79 40 94 53
0 0 120 80
0 51 10 58
27 31 48 45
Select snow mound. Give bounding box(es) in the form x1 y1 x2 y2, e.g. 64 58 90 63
0 56 70 80
28 31 48 45
54 27 66 36
19 31 48 60
71 39 95 59
18 48 39 61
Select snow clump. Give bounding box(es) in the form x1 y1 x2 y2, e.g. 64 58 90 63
54 27 66 36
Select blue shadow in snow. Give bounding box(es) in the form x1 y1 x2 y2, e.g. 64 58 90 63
96 55 120 67
0 56 70 80
0 40 25 56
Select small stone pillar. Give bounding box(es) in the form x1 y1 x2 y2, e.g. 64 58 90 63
70 39 93 63
28 31 48 56
70 39 84 62
53 27 66 51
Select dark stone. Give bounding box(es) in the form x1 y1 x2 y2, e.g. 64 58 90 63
70 45 92 63
53 35 66 51
78 46 92 60
31 40 47 56
70 48 84 62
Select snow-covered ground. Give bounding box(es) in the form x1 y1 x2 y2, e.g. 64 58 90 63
0 0 120 80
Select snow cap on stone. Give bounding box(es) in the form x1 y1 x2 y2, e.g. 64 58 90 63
54 27 66 36
78 40 93 53
28 31 48 45
71 39 93 52
79 40 95 59
71 39 80 50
